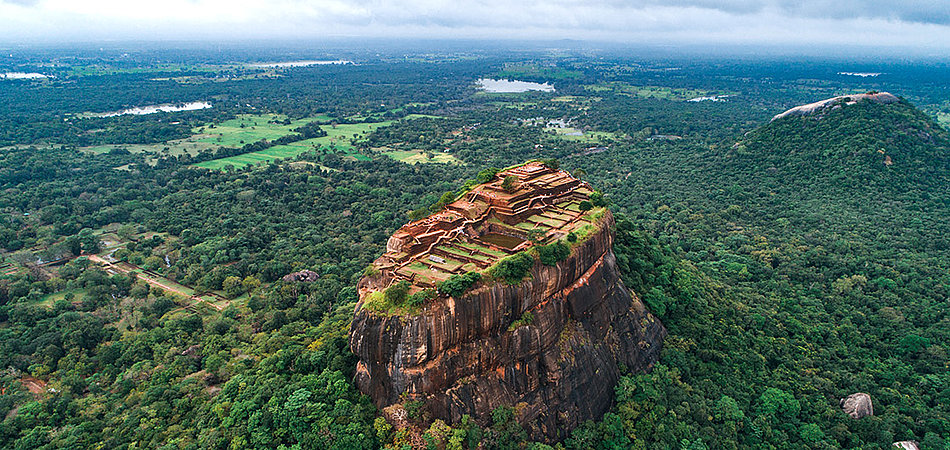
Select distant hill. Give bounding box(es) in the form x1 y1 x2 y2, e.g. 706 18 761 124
771 91 900 121
730 93 949 190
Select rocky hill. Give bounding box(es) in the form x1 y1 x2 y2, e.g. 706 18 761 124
771 91 900 121
348 162 666 442
732 92 949 190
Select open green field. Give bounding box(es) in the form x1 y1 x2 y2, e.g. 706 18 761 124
34 288 88 308
493 63 583 80
79 113 331 160
585 82 725 101
65 63 231 77
193 120 390 170
82 112 446 169
80 138 218 158
194 114 326 147
381 148 460 164
545 126 621 143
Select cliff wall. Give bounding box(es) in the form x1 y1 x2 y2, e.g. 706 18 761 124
349 212 666 442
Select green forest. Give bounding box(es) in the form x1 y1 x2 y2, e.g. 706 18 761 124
0 47 948 449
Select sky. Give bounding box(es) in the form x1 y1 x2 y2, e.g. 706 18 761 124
1 0 950 49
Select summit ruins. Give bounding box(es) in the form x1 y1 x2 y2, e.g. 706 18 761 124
374 161 597 290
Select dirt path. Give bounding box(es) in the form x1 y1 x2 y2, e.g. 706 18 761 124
20 376 47 394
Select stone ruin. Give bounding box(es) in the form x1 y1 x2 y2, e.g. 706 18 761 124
371 161 597 290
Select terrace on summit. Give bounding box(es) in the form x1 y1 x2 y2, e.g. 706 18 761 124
374 161 598 289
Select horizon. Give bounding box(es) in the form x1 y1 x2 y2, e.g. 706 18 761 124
1 0 950 52
3 38 950 63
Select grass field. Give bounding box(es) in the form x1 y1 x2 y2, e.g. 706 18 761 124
545 126 621 143
81 139 218 157
381 148 460 164
80 113 331 161
80 113 338 164
35 288 88 308
585 82 724 101
194 114 326 147
493 63 583 81
64 63 231 77
193 120 389 169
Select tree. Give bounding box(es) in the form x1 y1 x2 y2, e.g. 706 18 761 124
757 388 800 420
384 280 410 305
501 175 518 193
223 276 244 298
242 276 261 294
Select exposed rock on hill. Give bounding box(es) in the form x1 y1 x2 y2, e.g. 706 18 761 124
772 91 900 121
348 162 666 442
841 392 874 419
732 93 949 189
281 269 320 282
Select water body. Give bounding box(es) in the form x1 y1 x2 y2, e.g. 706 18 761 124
95 101 212 117
479 233 525 250
249 60 353 68
477 78 555 93
687 95 733 102
838 72 882 77
1 72 48 80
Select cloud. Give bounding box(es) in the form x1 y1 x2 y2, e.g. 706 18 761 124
0 0 949 48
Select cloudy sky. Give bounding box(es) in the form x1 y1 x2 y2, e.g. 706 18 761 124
1 0 949 48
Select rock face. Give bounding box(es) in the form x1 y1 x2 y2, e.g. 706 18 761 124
841 392 874 419
349 212 666 442
772 91 900 121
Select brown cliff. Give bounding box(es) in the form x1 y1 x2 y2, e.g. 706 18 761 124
348 164 666 442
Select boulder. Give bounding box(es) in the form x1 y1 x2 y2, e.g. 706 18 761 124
840 392 874 419
282 269 320 282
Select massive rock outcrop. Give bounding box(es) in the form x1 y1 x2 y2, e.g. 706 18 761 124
772 91 899 121
348 163 666 442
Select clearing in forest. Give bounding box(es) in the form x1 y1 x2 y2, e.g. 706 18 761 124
544 126 621 143
193 120 389 169
585 82 729 101
193 115 438 169
79 113 331 160
380 148 460 164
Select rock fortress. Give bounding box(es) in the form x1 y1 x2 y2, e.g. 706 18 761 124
349 161 667 442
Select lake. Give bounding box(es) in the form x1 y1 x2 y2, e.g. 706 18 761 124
1 72 48 80
687 95 732 102
477 78 555 93
96 101 212 117
249 60 353 68
837 72 882 77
